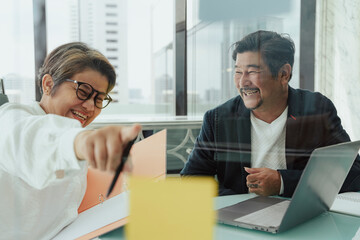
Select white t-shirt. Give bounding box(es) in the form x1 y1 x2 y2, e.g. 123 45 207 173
251 107 288 194
0 102 87 240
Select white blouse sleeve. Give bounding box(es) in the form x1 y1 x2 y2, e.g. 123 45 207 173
0 102 86 189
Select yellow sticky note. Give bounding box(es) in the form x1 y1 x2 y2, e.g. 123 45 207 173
126 177 217 240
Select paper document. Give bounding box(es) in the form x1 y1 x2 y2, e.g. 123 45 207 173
330 192 360 217
53 191 128 240
126 177 217 240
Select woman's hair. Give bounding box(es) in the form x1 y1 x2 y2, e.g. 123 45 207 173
37 42 116 95
232 30 295 81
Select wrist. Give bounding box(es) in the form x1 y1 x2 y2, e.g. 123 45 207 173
277 170 284 195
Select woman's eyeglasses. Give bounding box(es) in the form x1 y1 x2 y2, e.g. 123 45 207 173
65 79 112 109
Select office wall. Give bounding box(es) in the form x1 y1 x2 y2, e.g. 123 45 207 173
315 0 360 140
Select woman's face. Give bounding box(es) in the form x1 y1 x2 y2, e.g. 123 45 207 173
40 69 109 127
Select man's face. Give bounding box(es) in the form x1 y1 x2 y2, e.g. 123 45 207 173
234 51 287 112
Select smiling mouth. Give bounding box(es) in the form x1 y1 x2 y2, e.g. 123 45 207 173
240 88 260 96
71 110 88 123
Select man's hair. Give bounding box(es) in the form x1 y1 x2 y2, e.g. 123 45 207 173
232 30 295 80
37 42 116 95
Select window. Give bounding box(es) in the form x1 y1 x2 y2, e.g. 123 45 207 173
4 0 359 174
0 0 35 104
186 0 301 116
46 0 174 118
8 0 350 130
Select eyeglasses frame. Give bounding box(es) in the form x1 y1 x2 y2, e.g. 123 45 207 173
64 79 112 109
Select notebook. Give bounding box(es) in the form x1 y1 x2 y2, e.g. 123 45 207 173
53 129 167 240
217 140 360 233
330 191 360 217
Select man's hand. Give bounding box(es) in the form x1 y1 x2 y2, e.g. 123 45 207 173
245 167 281 196
74 124 142 173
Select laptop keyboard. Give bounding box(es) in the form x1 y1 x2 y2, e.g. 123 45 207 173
234 200 290 228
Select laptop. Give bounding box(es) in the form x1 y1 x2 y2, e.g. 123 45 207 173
217 140 360 233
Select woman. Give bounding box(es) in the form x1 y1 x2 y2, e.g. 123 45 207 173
0 42 141 239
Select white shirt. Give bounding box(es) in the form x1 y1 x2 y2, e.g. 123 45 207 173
0 102 87 240
251 107 288 194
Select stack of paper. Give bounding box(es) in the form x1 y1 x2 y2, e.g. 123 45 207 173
330 192 360 217
53 192 129 240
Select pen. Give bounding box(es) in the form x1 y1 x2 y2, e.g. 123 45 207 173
106 138 136 198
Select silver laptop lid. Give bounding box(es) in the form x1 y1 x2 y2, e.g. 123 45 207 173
278 140 360 232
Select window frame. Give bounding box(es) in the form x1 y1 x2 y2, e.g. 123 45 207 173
33 0 316 113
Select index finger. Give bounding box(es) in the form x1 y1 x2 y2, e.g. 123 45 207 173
245 167 266 174
106 124 141 172
120 124 142 143
247 172 261 182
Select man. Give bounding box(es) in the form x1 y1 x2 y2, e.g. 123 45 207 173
181 30 360 197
